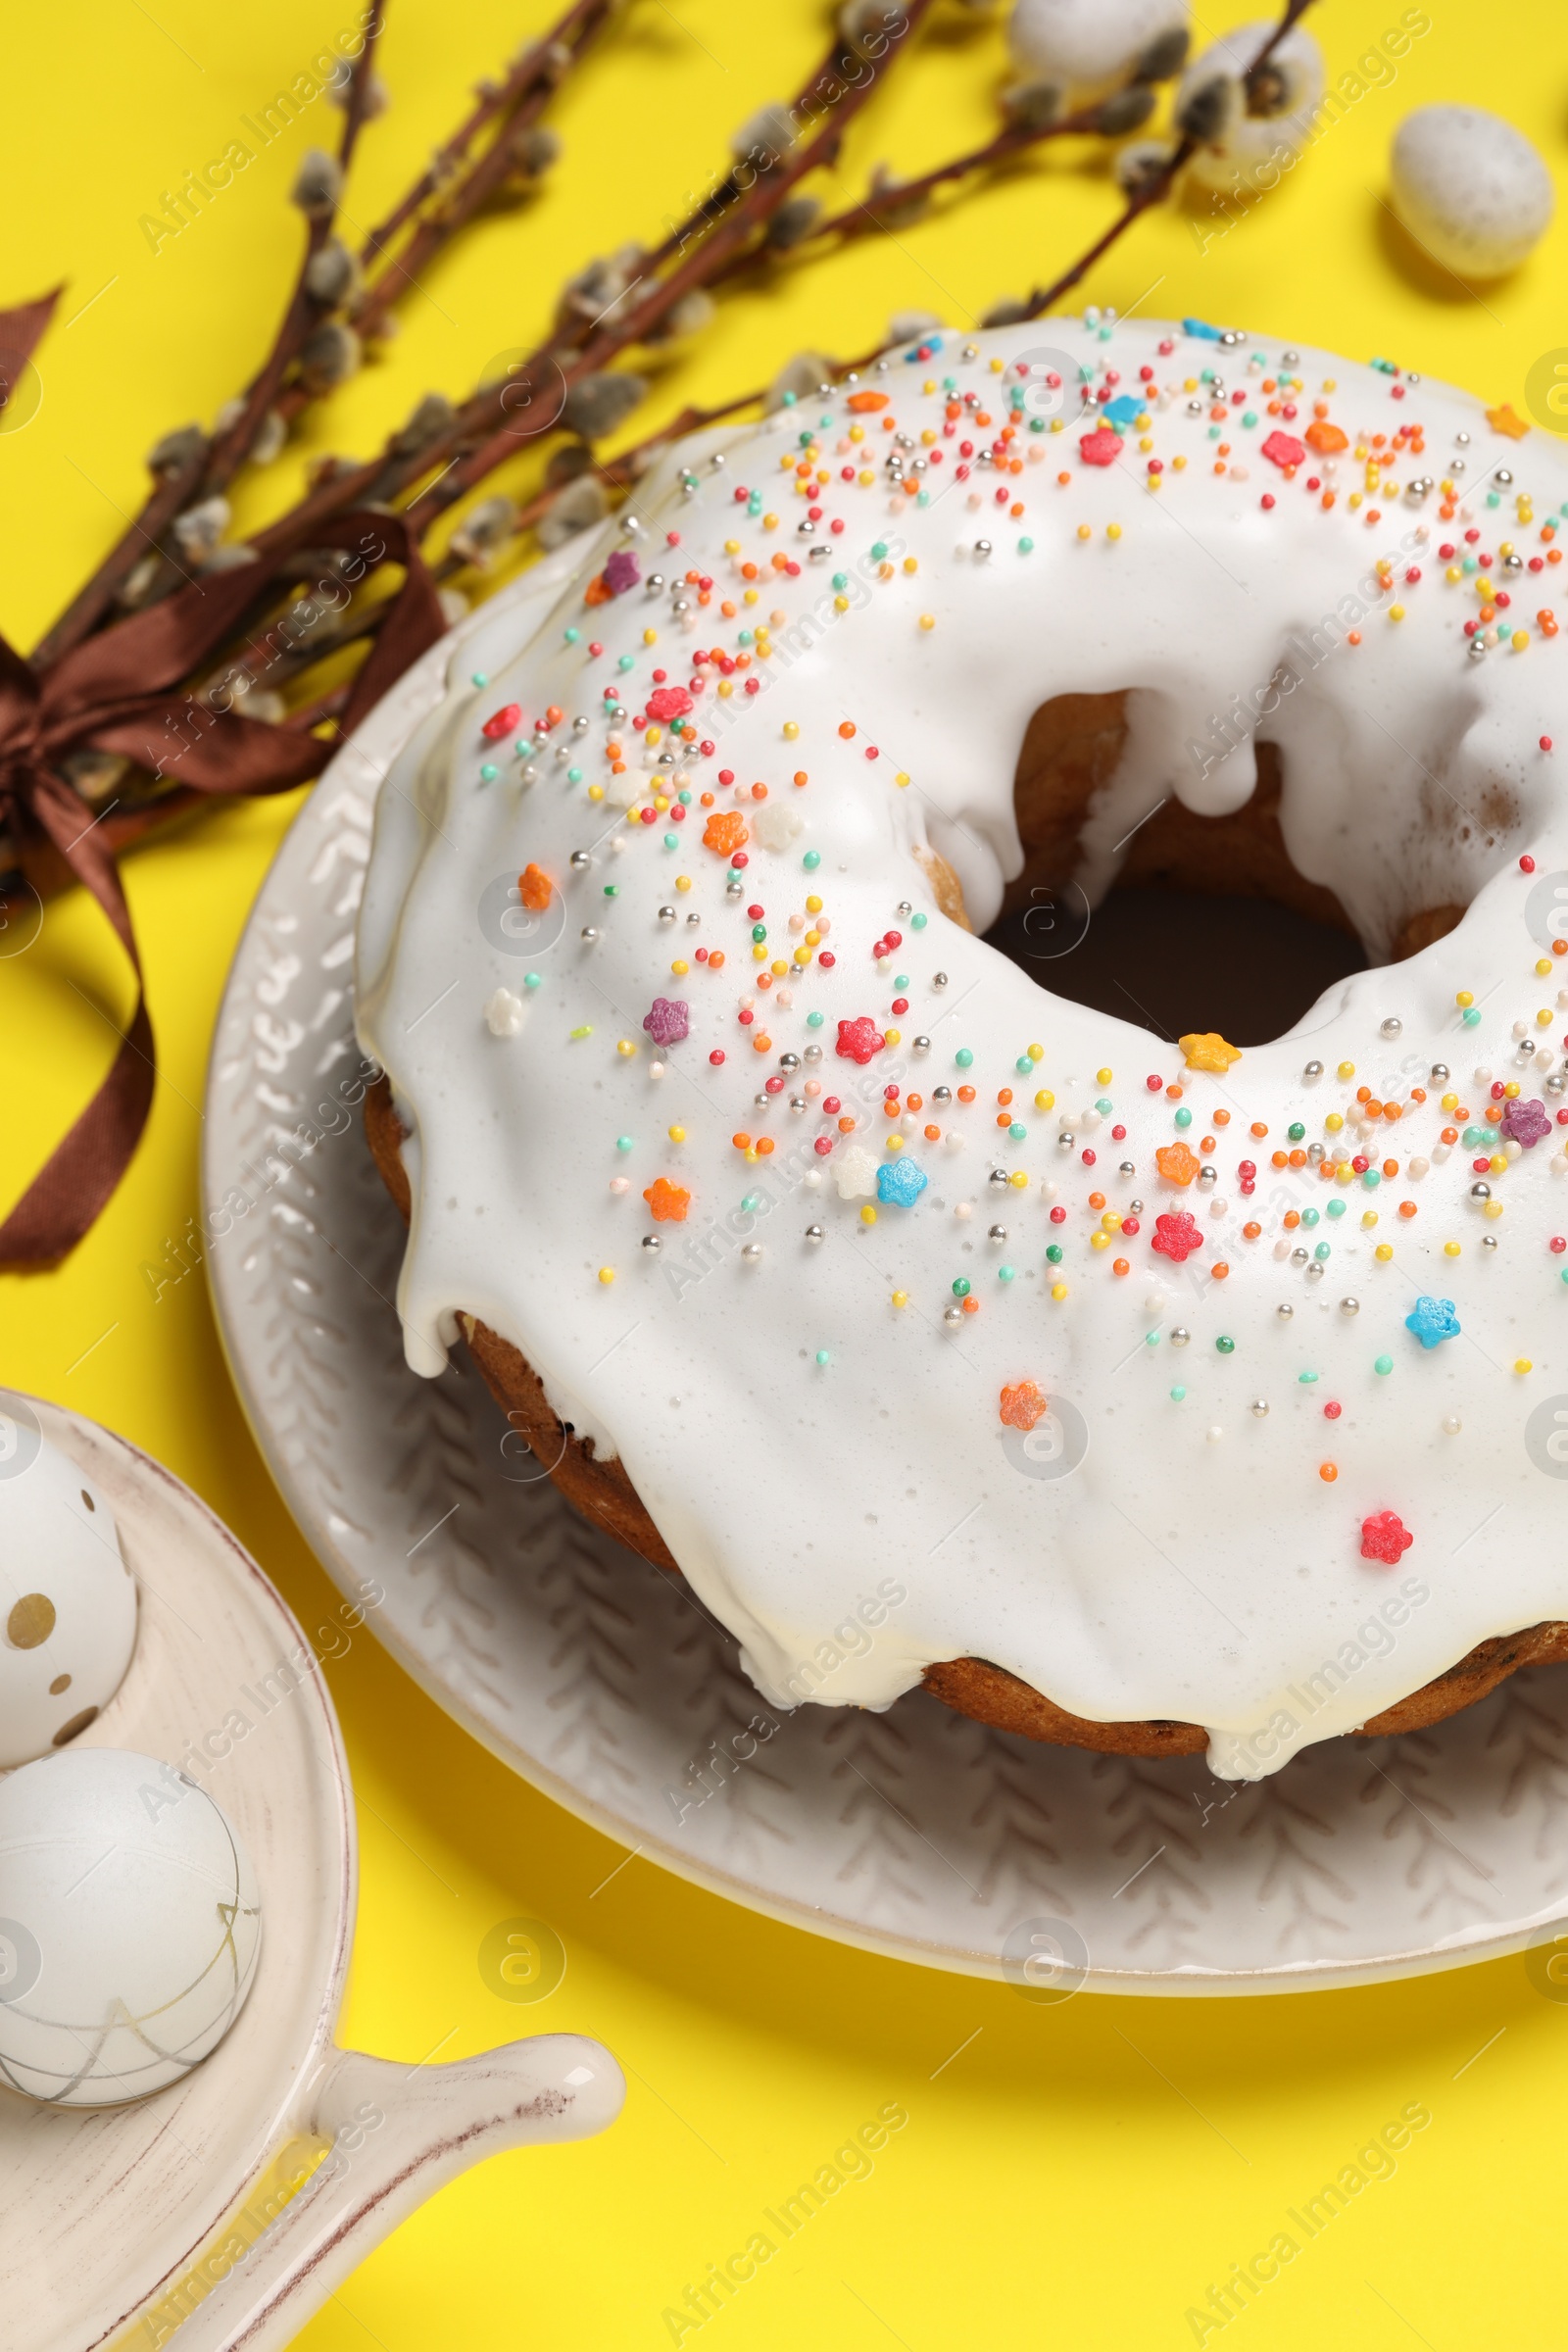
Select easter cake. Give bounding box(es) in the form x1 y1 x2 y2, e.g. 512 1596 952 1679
357 315 1568 1781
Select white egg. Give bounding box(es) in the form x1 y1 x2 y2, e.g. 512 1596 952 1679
1176 18 1326 193
1391 105 1553 278
0 1402 137 1768
1008 0 1187 103
0 1748 261 2106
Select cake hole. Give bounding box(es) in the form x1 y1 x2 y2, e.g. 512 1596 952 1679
989 694 1469 1044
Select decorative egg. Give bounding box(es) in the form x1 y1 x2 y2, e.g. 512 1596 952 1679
1391 105 1553 278
1008 0 1188 105
0 1748 262 2106
1176 18 1325 192
0 1401 137 1768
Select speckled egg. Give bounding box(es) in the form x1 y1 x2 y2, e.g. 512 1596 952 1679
1391 105 1553 278
1176 17 1325 192
0 1403 137 1768
1008 0 1188 104
0 1747 262 2106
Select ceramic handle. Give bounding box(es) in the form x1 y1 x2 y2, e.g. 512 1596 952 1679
160 2034 623 2352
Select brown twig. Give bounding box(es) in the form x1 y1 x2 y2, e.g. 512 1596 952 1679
1022 0 1318 318
352 0 617 345
30 10 390 668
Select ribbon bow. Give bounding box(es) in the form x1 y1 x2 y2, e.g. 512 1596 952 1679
0 348 446 1263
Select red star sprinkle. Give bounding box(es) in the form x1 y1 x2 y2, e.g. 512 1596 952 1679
1360 1510 1414 1566
835 1015 885 1065
1151 1210 1203 1262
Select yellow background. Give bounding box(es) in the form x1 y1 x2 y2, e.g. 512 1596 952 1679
3 2 1566 2343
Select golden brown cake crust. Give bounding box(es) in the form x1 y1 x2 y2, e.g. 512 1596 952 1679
366 1080 1567 1753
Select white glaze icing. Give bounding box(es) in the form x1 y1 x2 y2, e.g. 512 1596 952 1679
357 317 1568 1779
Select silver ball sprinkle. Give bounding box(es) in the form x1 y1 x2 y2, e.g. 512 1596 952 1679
572 714 590 732
685 909 701 926
645 571 664 592
779 1052 801 1071
1305 1261 1325 1282
754 1091 771 1108
1119 1160 1136 1178
805 1224 824 1244
1455 430 1470 445
932 972 949 990
1340 1297 1360 1316
1307 1142 1325 1163
988 1224 1008 1244
989 1167 1010 1189
974 538 993 557
912 1034 932 1054
1547 1073 1567 1097
1468 636 1489 659
804 1043 823 1063
1128 1199 1144 1215
1276 1302 1294 1320
1170 1327 1190 1348
658 904 676 923
1496 466 1513 485
579 926 599 944
1303 1059 1323 1080
1380 1017 1402 1038
897 901 912 917
944 1303 964 1325
725 877 745 897
641 1235 661 1253
741 1242 763 1262
933 1085 952 1105
1197 1164 1217 1187
790 1094 808 1111
570 849 592 871
1292 1247 1310 1266
1249 1399 1270 1418
1430 1062 1449 1082
1471 1181 1492 1200
1482 1232 1499 1250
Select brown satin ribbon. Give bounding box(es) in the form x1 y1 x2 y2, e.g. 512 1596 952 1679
0 300 447 1265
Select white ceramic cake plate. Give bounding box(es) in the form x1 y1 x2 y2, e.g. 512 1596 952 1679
203 571 1568 1996
0 1393 622 2352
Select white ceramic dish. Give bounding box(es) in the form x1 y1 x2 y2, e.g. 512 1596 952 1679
202 572 1568 1995
0 1392 622 2352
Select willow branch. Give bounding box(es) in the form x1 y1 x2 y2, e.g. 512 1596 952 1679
1022 0 1318 318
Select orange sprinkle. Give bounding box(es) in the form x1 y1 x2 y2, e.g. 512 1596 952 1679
957 1084 976 1103
1211 1262 1229 1280
703 809 749 856
1000 1380 1048 1431
1398 1200 1418 1219
1243 1221 1261 1240
1155 1141 1200 1186
643 1178 690 1223
1088 1190 1106 1210
519 862 552 911
1319 1463 1339 1483
838 721 857 739
847 390 890 412
961 1295 980 1314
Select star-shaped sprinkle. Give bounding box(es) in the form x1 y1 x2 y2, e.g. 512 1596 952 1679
1501 1096 1550 1148
876 1157 928 1207
1261 430 1305 469
1078 426 1123 466
702 809 748 857
642 997 689 1047
1154 1141 1200 1187
643 1178 690 1223
1360 1510 1414 1565
1000 1381 1048 1432
835 1014 885 1065
1151 1209 1203 1262
833 1144 879 1200
1485 403 1529 440
1404 1296 1460 1349
1179 1031 1242 1073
